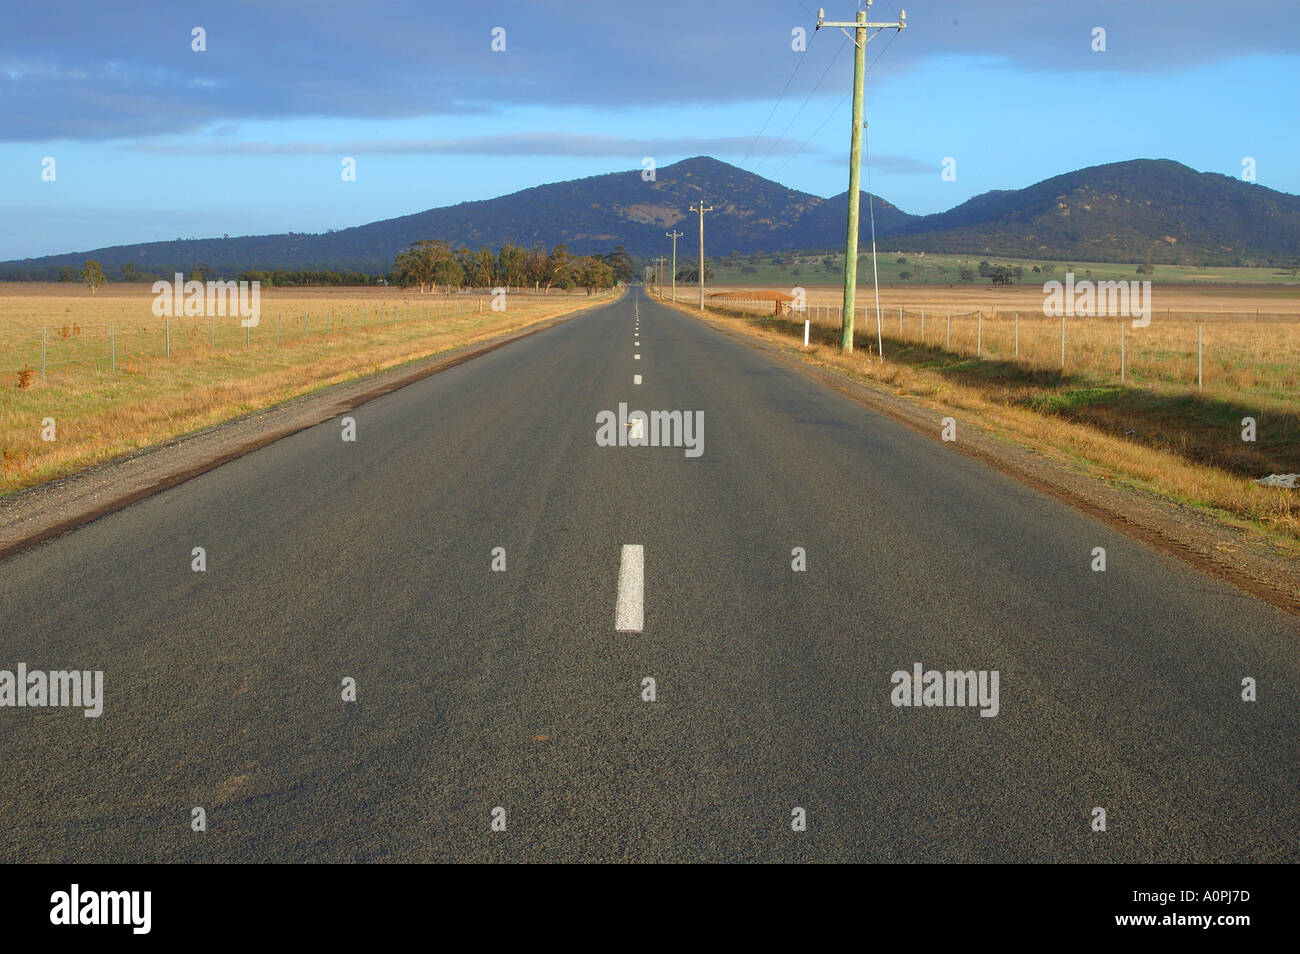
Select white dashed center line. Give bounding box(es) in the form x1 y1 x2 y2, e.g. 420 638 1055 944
615 544 644 632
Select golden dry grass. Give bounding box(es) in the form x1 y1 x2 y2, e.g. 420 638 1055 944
0 283 616 494
667 288 1300 548
710 283 1300 412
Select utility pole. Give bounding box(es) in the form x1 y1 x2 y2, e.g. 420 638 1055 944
689 202 713 311
817 2 906 353
655 256 666 296
666 230 683 302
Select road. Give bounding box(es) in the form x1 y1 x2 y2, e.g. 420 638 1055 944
1 288 1295 862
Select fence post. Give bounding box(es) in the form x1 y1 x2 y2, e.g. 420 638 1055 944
920 310 924 342
303 312 307 335
1120 320 1125 383
245 324 249 348
804 319 809 348
899 306 903 336
1060 316 1066 368
41 327 46 383
1197 325 1203 392
166 317 170 359
276 312 280 345
977 313 982 356
328 310 331 333
946 313 951 349
210 314 215 349
1015 314 1019 358
110 323 115 370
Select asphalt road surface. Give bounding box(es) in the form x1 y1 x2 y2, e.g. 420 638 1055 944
2 289 1296 862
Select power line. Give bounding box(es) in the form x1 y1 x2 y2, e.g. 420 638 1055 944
753 31 850 174
771 24 900 178
740 28 816 169
864 111 885 360
772 90 849 177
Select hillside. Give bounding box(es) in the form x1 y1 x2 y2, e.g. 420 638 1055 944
1 158 899 278
3 157 1298 279
892 159 1300 265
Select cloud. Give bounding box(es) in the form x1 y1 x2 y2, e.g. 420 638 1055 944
2 0 1296 142
124 132 817 158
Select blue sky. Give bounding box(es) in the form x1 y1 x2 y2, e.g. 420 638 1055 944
2 0 1298 260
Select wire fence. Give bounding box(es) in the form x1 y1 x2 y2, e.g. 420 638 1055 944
6 290 605 386
654 290 1300 403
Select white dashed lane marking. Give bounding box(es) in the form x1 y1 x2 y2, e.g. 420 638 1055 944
615 545 644 632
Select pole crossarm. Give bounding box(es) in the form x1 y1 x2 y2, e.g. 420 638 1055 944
816 1 907 39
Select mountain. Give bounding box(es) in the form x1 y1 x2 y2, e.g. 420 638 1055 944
0 157 904 278
796 189 916 242
891 159 1300 265
3 157 1298 279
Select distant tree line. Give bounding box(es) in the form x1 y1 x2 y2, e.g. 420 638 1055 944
392 240 633 294
976 261 1026 286
38 262 387 286
674 263 713 283
234 268 384 287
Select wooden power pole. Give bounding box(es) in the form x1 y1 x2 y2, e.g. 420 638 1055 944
666 230 683 302
689 203 713 311
816 2 906 353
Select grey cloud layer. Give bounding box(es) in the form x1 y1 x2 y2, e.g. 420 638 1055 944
2 0 1296 142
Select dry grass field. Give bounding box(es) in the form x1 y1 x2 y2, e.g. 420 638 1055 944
705 282 1300 411
0 282 616 494
660 282 1300 546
